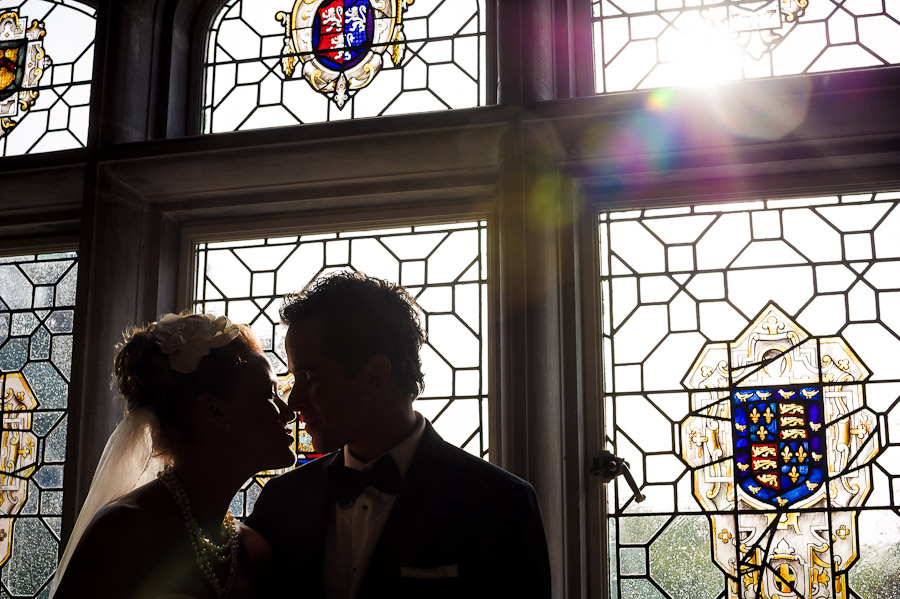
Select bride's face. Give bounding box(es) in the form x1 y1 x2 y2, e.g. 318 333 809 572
221 356 296 471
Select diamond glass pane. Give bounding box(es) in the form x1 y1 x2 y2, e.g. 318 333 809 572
0 251 76 597
0 1 95 157
591 0 900 92
201 0 488 133
193 221 489 517
598 191 900 599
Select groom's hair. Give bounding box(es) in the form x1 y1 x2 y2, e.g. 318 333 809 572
281 272 426 400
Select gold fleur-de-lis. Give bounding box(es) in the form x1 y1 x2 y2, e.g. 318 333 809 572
757 426 769 440
750 408 761 424
788 466 800 483
762 316 783 334
18 438 34 459
796 447 807 462
764 407 775 424
781 447 793 462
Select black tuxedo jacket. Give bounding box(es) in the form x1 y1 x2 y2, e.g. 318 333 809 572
247 421 551 598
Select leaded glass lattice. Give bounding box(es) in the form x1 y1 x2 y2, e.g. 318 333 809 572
202 0 488 133
0 1 95 157
598 192 900 599
591 0 900 92
193 220 489 517
0 251 76 597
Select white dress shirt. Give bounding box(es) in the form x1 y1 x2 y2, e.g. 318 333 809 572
322 412 426 599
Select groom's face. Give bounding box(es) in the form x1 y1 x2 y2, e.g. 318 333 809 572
284 318 371 453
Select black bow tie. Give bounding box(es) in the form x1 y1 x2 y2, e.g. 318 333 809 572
328 453 402 507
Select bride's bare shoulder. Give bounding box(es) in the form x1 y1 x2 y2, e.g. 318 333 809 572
88 481 176 540
67 482 176 565
53 481 179 596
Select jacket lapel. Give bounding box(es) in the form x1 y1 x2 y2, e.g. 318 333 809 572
291 452 341 596
359 423 450 592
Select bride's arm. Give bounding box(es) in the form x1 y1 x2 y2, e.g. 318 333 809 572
236 523 276 598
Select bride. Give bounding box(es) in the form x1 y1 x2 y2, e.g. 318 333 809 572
51 313 296 598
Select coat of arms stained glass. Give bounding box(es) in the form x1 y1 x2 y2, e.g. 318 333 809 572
681 304 879 598
276 0 411 108
203 0 487 132
732 386 828 509
0 1 95 157
600 192 900 598
0 12 49 141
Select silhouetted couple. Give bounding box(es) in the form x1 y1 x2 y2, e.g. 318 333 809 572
52 272 550 598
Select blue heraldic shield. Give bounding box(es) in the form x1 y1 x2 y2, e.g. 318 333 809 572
733 387 827 507
312 0 375 71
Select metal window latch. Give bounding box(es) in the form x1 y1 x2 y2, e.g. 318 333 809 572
590 450 646 503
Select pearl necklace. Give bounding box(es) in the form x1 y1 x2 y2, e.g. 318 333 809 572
159 468 238 598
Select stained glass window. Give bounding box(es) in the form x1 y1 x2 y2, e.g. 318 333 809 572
598 191 900 598
193 220 488 517
202 0 488 133
591 0 900 92
0 252 77 597
0 1 95 157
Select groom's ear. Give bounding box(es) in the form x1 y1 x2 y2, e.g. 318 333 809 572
196 391 231 430
358 353 392 394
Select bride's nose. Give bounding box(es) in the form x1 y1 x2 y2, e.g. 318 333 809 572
276 396 295 424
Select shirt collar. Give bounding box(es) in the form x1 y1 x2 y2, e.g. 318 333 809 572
343 411 426 479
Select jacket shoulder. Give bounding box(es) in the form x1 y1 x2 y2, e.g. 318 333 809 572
264 453 332 489
434 439 540 508
246 453 333 529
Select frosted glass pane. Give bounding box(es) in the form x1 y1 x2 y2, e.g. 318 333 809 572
0 252 77 597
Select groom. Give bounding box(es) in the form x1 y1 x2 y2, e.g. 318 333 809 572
246 272 551 598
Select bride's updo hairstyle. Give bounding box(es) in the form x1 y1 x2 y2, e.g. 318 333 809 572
113 313 264 457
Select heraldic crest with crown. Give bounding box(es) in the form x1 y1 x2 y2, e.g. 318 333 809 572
680 303 879 599
0 11 50 139
275 0 413 109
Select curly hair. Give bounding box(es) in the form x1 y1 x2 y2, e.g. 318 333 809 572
280 272 426 400
113 316 264 456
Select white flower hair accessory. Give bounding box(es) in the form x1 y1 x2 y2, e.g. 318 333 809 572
150 314 242 374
